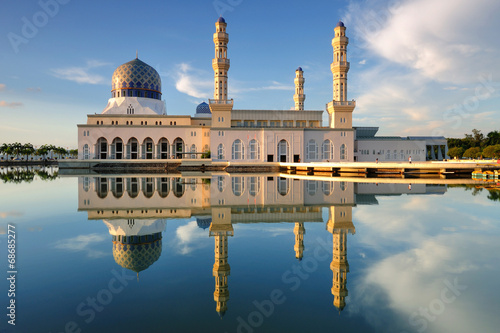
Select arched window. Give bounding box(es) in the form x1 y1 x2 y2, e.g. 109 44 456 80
173 178 185 197
127 138 139 159
111 178 124 198
231 139 244 160
231 177 244 196
96 177 108 198
340 144 347 160
248 139 260 160
322 181 334 196
142 138 154 159
277 140 289 162
97 138 108 159
307 139 318 160
127 178 139 198
217 176 225 192
306 180 318 196
111 138 123 159
158 138 169 159
248 177 260 196
190 144 196 159
322 140 333 160
142 177 155 198
83 144 89 159
277 177 289 196
157 177 170 198
217 144 225 160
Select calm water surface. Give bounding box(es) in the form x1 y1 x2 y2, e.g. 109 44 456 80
0 171 499 333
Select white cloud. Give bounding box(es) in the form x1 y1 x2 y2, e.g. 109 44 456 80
359 59 366 65
348 0 500 84
0 84 6 91
174 63 212 98
0 101 23 108
174 220 210 254
51 60 110 85
54 233 107 258
26 87 42 93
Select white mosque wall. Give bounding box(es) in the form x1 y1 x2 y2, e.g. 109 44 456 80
355 139 427 162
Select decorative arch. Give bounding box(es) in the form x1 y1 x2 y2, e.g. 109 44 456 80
127 177 139 198
173 138 184 159
127 137 139 159
277 139 289 162
111 137 124 159
157 177 170 198
306 139 318 160
96 137 108 159
340 144 347 160
142 137 154 159
232 139 244 160
158 138 170 159
322 139 334 160
248 139 261 160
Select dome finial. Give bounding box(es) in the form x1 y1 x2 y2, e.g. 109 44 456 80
136 50 138 59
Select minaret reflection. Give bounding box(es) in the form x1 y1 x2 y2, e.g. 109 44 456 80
293 222 305 260
210 208 233 318
326 206 355 312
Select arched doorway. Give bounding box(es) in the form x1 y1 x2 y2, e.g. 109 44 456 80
173 138 184 159
158 138 169 159
111 138 123 159
127 138 139 159
277 139 289 162
143 138 154 159
97 138 108 159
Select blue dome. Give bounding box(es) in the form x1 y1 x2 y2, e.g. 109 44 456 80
217 17 226 23
336 20 345 28
296 67 303 72
197 217 212 229
111 58 162 99
196 102 211 115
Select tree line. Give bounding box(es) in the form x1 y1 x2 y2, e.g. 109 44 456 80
0 143 78 160
447 129 500 159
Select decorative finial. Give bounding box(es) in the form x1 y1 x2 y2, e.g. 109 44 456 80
137 272 139 282
136 50 138 59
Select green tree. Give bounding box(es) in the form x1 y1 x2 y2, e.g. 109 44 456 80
21 143 35 160
486 131 500 146
482 145 500 158
447 147 465 159
463 147 481 158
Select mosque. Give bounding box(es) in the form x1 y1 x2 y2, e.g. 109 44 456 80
77 18 447 164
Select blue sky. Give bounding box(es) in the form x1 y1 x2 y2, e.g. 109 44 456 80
1 0 499 148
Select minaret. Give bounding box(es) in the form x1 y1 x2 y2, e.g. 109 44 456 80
326 21 356 129
293 67 305 111
210 208 233 318
326 206 355 312
293 222 305 260
210 17 233 128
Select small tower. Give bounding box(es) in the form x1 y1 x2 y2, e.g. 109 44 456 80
293 222 305 260
210 208 234 318
326 21 356 129
293 67 306 111
326 206 355 312
209 17 233 128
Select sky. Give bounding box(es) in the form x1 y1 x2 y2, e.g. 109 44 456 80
0 0 499 148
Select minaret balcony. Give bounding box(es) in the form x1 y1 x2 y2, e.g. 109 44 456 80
209 99 234 105
327 100 356 108
213 58 230 66
331 61 350 70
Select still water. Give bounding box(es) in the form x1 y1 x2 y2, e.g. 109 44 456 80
0 171 499 333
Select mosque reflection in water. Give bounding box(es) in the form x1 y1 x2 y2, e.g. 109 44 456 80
78 174 445 317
